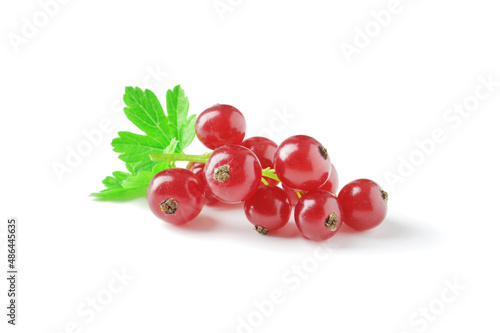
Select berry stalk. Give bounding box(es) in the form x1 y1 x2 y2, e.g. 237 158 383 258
261 167 280 183
151 153 281 187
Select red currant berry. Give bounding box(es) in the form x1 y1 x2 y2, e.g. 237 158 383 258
338 179 388 231
204 145 262 203
241 136 279 186
295 190 343 241
244 186 291 234
283 164 338 205
282 183 304 206
186 162 220 206
195 104 246 149
147 168 205 225
319 164 339 195
274 135 331 191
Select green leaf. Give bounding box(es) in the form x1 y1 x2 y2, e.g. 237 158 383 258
90 170 151 201
102 171 130 189
90 187 148 201
92 85 198 201
152 162 173 174
117 86 176 173
91 138 179 200
123 87 174 143
112 133 178 174
121 171 155 189
180 114 197 150
166 85 195 151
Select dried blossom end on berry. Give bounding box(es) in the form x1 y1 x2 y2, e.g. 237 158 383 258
214 165 230 182
318 146 328 159
254 226 270 235
381 189 389 204
325 212 338 231
160 198 178 214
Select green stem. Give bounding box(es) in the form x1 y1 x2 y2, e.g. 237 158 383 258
150 152 212 163
151 155 284 188
261 167 281 184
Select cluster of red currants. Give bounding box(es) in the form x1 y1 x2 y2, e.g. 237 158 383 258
147 104 388 241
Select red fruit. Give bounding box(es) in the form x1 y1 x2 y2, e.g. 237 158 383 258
186 162 220 206
244 186 291 234
195 104 246 149
204 145 262 203
274 135 331 191
295 190 343 241
147 168 205 225
319 164 339 195
282 183 304 206
282 164 338 205
241 136 279 186
338 179 388 231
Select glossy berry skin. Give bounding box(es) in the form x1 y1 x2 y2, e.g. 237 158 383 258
244 186 291 234
295 190 343 241
282 184 304 206
283 163 339 205
319 164 340 195
195 104 246 149
241 136 279 186
147 168 205 225
186 162 220 206
274 135 331 191
338 179 388 231
204 145 262 203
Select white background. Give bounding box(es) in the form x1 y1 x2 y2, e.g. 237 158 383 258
1 0 500 332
